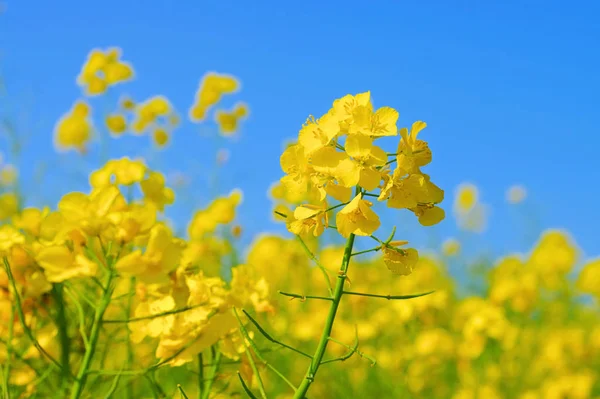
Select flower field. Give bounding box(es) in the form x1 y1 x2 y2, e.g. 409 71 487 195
0 44 599 399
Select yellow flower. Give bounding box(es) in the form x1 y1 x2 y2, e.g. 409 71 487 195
0 192 19 221
332 134 387 190
576 259 600 297
188 190 243 238
336 193 380 238
279 144 313 197
77 47 134 96
215 102 249 136
298 110 341 154
442 238 461 256
382 242 419 275
115 224 184 283
35 246 98 283
132 96 173 134
287 202 328 237
347 105 399 137
58 186 125 236
379 169 444 210
332 91 372 133
396 121 432 173
108 203 157 244
120 96 136 110
12 207 50 237
530 229 578 277
140 171 175 211
506 184 527 204
0 225 25 256
454 183 479 214
189 72 240 122
152 128 170 147
54 100 92 153
105 113 127 135
89 158 147 188
0 164 18 185
411 204 445 226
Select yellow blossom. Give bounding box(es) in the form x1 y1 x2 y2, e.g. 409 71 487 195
336 194 380 238
215 102 249 136
189 72 240 122
0 192 19 221
442 238 461 256
152 128 170 147
105 113 127 135
54 100 93 153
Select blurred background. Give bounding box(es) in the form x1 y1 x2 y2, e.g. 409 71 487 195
1 0 598 262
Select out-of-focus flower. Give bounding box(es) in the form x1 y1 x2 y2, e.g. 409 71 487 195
506 184 527 204
77 47 134 96
54 100 93 153
442 238 461 257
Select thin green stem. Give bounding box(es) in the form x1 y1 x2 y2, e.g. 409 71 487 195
321 329 359 365
233 309 297 393
178 384 190 399
69 272 116 399
241 341 267 399
201 346 221 399
350 247 380 257
62 287 90 350
237 372 259 399
51 283 71 383
125 277 135 399
242 310 312 359
103 302 208 323
295 235 333 297
3 305 14 399
293 232 356 398
328 336 376 366
3 258 65 373
278 291 332 302
342 291 434 300
197 353 204 399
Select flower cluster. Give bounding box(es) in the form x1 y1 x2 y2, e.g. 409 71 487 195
77 47 134 96
278 91 444 275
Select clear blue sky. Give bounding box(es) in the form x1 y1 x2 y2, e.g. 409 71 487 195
1 1 599 263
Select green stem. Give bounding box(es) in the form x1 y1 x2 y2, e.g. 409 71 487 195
201 346 221 399
2 258 64 372
197 353 204 399
278 291 332 301
3 305 14 399
293 233 356 399
51 283 71 383
69 273 115 399
125 277 135 399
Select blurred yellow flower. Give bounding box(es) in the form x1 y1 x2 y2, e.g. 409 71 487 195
0 164 18 185
506 184 527 204
105 113 127 135
215 102 249 136
454 183 478 214
576 259 600 297
153 128 170 147
77 47 134 96
442 238 461 256
54 100 92 153
189 72 240 122
0 192 19 221
188 189 243 238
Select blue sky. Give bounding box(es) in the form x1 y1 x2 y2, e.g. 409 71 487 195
1 0 599 263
